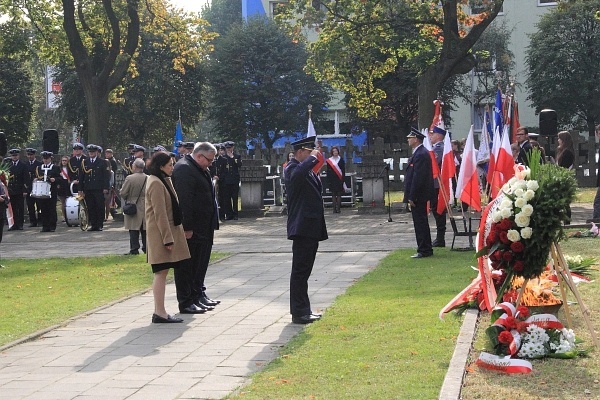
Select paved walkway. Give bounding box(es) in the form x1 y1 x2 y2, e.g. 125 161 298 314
0 205 593 399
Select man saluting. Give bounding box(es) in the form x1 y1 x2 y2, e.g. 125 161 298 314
284 136 328 324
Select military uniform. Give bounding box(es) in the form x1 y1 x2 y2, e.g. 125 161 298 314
78 144 111 231
68 143 87 192
34 152 61 232
430 127 447 247
5 149 27 230
24 148 42 227
218 141 242 220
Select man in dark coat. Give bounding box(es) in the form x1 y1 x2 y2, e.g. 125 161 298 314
429 126 448 247
516 127 533 166
68 142 86 192
5 149 27 230
34 151 61 232
217 141 242 220
284 136 328 324
403 128 434 259
78 144 111 231
24 148 42 227
172 143 220 314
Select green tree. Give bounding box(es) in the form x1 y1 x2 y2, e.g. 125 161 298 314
0 17 34 148
205 17 331 150
201 0 242 38
526 0 600 137
279 0 504 129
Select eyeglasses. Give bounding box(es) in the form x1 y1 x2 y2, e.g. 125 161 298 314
201 154 215 163
516 133 526 136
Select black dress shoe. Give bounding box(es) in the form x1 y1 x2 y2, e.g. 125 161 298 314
432 240 446 247
88 227 103 231
180 304 206 314
152 314 183 323
196 297 216 309
124 251 139 255
29 223 38 227
292 314 321 324
201 293 220 305
194 301 214 311
411 252 433 259
41 228 51 232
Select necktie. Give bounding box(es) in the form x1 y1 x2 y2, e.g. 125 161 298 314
13 162 16 166
91 158 95 163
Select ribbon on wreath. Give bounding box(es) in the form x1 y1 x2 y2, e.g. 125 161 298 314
476 352 532 374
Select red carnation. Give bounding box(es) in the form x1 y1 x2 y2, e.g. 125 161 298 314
510 241 525 253
504 316 517 329
498 330 513 344
513 261 525 272
487 231 498 245
502 251 513 262
499 219 513 231
516 306 530 319
499 231 510 244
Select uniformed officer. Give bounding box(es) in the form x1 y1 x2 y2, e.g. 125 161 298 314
218 141 242 220
122 143 136 175
404 128 434 259
175 141 185 160
25 148 42 228
183 142 195 156
213 143 227 221
5 149 27 230
429 126 448 247
35 151 61 232
78 144 111 231
68 142 86 192
284 136 328 324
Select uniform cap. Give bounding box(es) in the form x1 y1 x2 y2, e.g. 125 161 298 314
134 145 146 152
176 141 185 147
184 142 195 150
127 143 136 150
9 148 21 155
291 136 317 151
224 141 235 148
87 144 99 152
432 126 447 136
153 145 167 152
72 142 84 150
40 151 53 158
407 127 425 139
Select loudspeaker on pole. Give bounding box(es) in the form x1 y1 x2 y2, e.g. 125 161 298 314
43 129 60 154
539 109 558 137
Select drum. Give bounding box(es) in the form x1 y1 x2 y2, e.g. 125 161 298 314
31 180 51 199
65 196 80 226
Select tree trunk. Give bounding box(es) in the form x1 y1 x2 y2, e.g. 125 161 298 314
417 67 441 130
84 87 110 147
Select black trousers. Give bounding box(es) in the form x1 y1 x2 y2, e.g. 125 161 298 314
174 239 212 310
128 229 146 253
431 188 447 242
290 237 319 317
11 193 25 228
411 200 433 256
222 183 239 218
39 195 58 230
84 190 105 229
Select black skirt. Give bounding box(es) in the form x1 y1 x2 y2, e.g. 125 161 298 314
151 260 181 274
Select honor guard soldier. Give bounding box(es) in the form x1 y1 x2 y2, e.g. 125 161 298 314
35 151 60 232
68 142 86 192
78 144 111 231
175 141 185 160
6 149 27 230
429 126 448 248
218 141 242 220
122 143 136 176
25 148 42 228
213 143 226 221
183 142 195 156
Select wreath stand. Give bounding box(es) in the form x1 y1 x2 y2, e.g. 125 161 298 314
513 241 599 348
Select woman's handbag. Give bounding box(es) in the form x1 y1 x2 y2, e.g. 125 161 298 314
123 177 147 216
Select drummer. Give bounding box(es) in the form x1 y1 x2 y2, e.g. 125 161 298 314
34 151 60 232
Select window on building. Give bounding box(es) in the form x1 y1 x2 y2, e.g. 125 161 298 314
470 1 503 14
270 1 286 18
538 0 557 5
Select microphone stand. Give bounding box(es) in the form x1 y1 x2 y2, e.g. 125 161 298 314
375 162 393 222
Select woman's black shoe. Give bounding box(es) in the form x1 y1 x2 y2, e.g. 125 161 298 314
152 313 183 323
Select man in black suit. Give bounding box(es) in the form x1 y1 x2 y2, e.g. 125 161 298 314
34 151 61 232
172 142 220 314
24 148 42 227
78 144 111 231
516 126 533 166
404 128 434 259
284 136 328 324
217 141 242 220
5 149 27 230
68 142 86 192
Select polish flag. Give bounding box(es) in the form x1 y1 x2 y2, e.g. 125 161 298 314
437 131 455 215
455 126 481 211
422 128 440 179
430 99 445 131
307 117 325 173
494 126 516 189
486 126 501 190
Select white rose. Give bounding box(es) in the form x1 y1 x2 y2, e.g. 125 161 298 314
526 180 539 191
515 212 531 228
521 204 534 217
508 177 517 186
514 188 525 199
501 207 513 218
521 227 533 239
515 180 528 191
500 199 513 210
507 229 521 242
522 169 531 178
514 197 527 208
492 211 502 223
523 189 535 201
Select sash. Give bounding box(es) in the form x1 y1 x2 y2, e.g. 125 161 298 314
326 157 343 181
60 167 70 182
476 352 532 374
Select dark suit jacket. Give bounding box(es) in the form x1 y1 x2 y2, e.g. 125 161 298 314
284 156 328 241
5 160 28 195
172 154 219 242
516 140 533 166
78 157 110 191
403 144 434 206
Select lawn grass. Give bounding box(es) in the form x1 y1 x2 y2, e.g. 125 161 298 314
227 248 476 399
0 252 226 347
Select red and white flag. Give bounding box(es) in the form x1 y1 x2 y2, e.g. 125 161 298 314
492 126 516 196
430 99 445 131
455 126 481 211
486 125 501 193
307 117 324 173
437 131 455 215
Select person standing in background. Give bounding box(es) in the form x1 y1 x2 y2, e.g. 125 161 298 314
429 127 447 247
78 144 111 231
5 149 25 231
24 148 42 228
556 130 576 224
56 156 71 224
218 141 242 220
121 159 148 255
34 151 60 232
325 146 345 213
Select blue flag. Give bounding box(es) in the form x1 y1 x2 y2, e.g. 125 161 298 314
493 88 503 135
173 120 183 155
